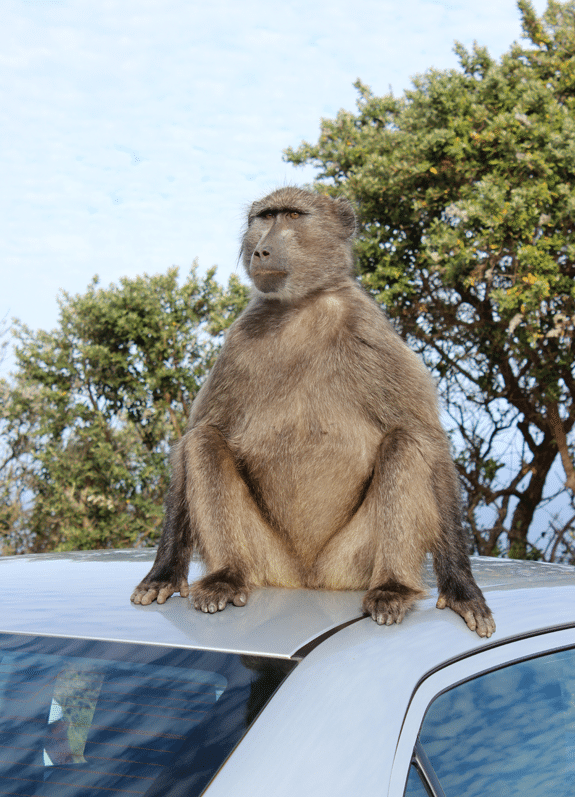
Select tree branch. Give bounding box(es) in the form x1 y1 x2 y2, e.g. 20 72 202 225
548 402 575 492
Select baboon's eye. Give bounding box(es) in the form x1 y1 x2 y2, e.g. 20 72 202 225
289 212 300 219
264 212 274 219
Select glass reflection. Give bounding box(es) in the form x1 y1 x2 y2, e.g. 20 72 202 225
415 647 575 797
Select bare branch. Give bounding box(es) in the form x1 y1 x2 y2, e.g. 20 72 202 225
548 402 575 492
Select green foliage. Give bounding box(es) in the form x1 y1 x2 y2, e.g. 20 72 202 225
0 266 248 553
286 0 575 560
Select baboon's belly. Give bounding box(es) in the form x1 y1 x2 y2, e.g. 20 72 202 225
234 404 380 563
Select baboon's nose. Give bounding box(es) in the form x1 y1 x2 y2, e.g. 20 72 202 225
254 246 271 260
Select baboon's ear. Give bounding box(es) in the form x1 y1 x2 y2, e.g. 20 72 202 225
334 196 357 238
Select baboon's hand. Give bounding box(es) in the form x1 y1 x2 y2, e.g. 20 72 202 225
191 570 249 614
436 594 496 638
131 578 190 606
363 583 421 626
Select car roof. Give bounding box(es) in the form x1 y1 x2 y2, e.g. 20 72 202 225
2 549 575 662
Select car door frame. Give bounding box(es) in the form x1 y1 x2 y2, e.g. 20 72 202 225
387 625 575 797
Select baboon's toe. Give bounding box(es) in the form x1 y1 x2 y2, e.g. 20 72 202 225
363 583 421 626
436 594 496 638
131 578 189 606
191 574 249 613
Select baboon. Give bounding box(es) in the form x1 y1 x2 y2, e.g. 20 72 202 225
131 187 495 638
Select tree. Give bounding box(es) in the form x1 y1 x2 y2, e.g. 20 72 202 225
0 266 248 553
0 318 30 553
286 0 575 560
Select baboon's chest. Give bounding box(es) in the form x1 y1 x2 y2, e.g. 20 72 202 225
232 383 380 544
232 338 375 464
223 303 381 539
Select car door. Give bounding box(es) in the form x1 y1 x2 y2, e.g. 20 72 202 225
389 626 575 796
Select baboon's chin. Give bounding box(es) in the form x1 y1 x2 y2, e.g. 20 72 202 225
252 270 288 294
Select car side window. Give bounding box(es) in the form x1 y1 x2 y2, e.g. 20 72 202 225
406 646 575 797
405 763 431 796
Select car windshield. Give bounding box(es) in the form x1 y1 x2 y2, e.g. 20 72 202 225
0 632 296 797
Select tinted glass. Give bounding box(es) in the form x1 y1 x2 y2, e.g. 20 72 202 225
405 763 431 796
410 646 575 797
0 633 296 797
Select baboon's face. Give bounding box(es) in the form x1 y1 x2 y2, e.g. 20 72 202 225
242 187 356 300
246 208 302 295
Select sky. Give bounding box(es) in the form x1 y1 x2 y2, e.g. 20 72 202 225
1 0 549 358
1 0 567 541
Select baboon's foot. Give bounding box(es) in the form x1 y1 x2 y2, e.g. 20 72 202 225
191 568 250 614
131 578 190 606
436 594 496 638
363 581 423 626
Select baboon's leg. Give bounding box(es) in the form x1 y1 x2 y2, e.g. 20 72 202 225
323 429 495 636
431 462 496 638
184 425 302 613
131 439 193 605
331 429 495 636
361 430 433 625
315 429 432 624
133 426 301 610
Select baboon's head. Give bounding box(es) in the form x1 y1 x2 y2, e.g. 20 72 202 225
241 187 356 300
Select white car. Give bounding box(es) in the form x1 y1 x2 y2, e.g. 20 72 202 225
2 550 575 796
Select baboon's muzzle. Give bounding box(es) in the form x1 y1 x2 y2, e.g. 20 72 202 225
250 235 289 293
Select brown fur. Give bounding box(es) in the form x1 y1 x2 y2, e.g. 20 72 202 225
131 187 495 638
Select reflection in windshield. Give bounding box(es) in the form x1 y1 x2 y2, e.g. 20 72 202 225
0 633 296 797
412 646 575 797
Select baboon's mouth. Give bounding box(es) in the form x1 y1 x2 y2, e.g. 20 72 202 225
252 269 288 294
